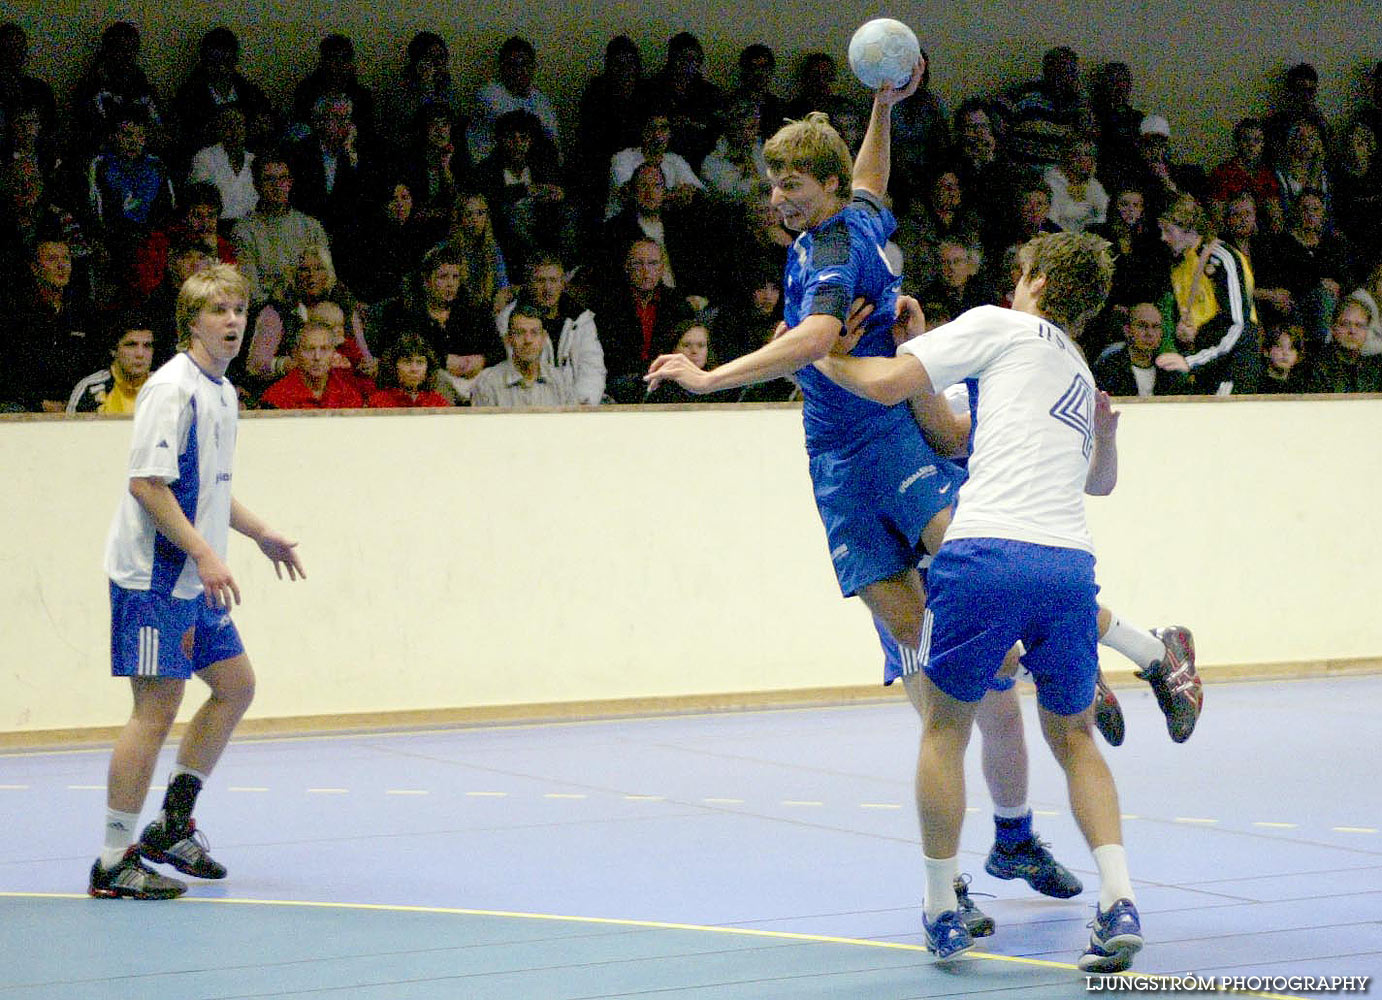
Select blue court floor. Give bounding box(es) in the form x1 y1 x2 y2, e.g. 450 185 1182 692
2 675 1379 998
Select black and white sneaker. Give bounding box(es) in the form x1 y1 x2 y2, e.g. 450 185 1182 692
139 818 228 879
89 847 187 899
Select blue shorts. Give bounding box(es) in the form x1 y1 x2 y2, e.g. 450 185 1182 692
921 538 1099 715
810 425 961 598
110 582 245 679
875 613 1014 692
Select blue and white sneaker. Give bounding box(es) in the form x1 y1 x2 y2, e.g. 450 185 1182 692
923 908 975 959
1078 898 1143 972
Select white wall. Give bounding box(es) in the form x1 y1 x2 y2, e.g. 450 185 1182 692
2 397 1380 734
14 1 1379 164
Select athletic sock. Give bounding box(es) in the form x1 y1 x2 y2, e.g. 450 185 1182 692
100 808 140 869
1099 615 1165 673
923 854 960 919
994 806 1033 848
1092 843 1136 910
161 767 208 831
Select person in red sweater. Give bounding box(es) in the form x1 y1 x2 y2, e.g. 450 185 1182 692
367 333 451 407
258 321 364 409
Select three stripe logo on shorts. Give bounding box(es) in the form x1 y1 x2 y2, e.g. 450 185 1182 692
917 609 934 669
138 626 160 677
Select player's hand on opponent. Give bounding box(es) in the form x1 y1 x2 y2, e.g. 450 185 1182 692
1092 390 1119 440
196 551 241 609
257 530 306 581
875 58 924 105
831 297 874 356
645 352 713 393
893 295 927 345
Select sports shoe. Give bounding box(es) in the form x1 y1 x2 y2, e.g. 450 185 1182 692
139 817 227 879
985 837 1083 898
89 847 187 900
953 874 995 938
1077 898 1143 972
1140 627 1203 743
1093 670 1125 747
922 907 974 959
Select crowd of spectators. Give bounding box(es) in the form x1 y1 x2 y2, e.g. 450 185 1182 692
3 20 1382 414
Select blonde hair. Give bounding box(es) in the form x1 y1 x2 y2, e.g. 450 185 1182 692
1159 194 1214 239
450 192 501 305
176 263 249 348
763 112 852 193
1016 232 1115 330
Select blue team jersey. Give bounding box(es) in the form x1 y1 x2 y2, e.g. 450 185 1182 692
785 190 912 454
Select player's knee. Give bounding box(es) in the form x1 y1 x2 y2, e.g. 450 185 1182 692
1039 711 1094 766
208 660 256 711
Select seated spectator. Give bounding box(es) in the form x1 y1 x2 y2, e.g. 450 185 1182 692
715 263 784 365
130 182 236 304
1091 301 1191 397
1265 63 1331 163
496 253 605 405
379 31 457 144
87 108 174 252
475 109 572 272
397 104 468 251
729 43 787 140
783 52 859 132
230 152 330 305
368 244 504 402
72 21 162 158
367 332 451 408
258 319 365 409
996 46 1096 171
335 177 424 305
643 316 737 403
66 315 154 414
575 36 645 233
919 239 986 319
1105 113 1206 221
604 161 713 301
1272 119 1330 224
896 167 982 288
468 36 560 166
1045 134 1108 232
0 23 56 163
285 92 368 239
595 236 696 401
171 27 275 163
639 32 723 170
947 100 1016 235
1255 188 1354 342
441 190 511 313
982 177 1060 278
4 96 61 190
1333 121 1382 255
1257 322 1309 394
1307 294 1382 393
2 239 97 412
244 243 369 385
291 34 375 146
700 98 770 206
141 241 215 364
187 106 257 223
1090 185 1170 309
1156 195 1261 394
607 107 704 219
0 160 93 287
1090 61 1143 184
470 301 578 407
1208 118 1282 234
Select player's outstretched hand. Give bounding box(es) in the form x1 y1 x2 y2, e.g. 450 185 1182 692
196 551 241 609
894 295 927 345
258 530 306 581
645 352 713 393
1092 390 1119 439
876 58 924 105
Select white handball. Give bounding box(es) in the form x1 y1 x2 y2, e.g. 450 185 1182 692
847 18 920 90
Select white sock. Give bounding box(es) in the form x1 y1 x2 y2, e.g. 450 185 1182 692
170 764 210 784
1099 615 1164 672
993 802 1029 820
100 808 140 869
923 854 960 919
1092 843 1136 910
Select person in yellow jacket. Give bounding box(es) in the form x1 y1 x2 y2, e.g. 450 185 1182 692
66 318 155 414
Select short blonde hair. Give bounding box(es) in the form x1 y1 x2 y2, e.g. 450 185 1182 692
1159 194 1213 239
763 112 852 193
176 263 249 348
1016 232 1115 330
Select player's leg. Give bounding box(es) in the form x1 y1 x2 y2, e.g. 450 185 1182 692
1097 605 1202 743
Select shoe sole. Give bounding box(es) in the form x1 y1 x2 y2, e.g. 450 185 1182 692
1094 700 1125 746
963 918 995 938
89 883 186 900
929 938 976 960
984 859 1082 899
1078 934 1144 973
139 846 227 880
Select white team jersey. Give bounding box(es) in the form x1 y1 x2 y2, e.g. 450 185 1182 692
902 305 1096 553
104 353 239 598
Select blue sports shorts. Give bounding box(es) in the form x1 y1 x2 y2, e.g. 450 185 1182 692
110 582 245 679
921 538 1099 716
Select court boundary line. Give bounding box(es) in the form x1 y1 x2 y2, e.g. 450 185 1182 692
0 890 1307 998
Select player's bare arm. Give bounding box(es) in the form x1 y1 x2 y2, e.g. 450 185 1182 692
645 314 842 393
230 499 305 581
129 476 240 608
1085 390 1120 496
813 351 933 407
851 60 922 199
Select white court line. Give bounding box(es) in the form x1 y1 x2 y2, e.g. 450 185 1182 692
1174 817 1219 825
701 797 744 805
1253 821 1298 829
307 788 349 794
544 793 586 799
1332 826 1378 834
859 803 902 810
625 795 664 802
0 784 28 790
781 800 823 807
386 789 429 796
466 791 507 798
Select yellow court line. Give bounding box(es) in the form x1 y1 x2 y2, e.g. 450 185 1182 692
0 891 1308 999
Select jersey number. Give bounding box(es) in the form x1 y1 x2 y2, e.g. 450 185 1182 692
1049 375 1094 458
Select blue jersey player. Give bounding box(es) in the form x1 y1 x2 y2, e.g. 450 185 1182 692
646 61 1082 941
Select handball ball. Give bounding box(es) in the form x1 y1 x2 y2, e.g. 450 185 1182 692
848 18 920 89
